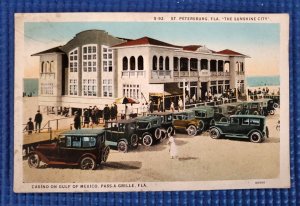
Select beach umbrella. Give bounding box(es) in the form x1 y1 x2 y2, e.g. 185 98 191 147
115 97 140 104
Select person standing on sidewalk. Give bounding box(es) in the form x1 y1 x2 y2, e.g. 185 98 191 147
26 118 34 134
34 110 43 133
74 111 81 130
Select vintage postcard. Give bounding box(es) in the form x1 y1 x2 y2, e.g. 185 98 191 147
14 13 290 192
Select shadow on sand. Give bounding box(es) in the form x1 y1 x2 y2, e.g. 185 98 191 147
101 161 142 170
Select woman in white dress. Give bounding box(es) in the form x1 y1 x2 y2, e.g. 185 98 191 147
167 136 178 159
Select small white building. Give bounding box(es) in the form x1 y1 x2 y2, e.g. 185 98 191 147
32 29 248 114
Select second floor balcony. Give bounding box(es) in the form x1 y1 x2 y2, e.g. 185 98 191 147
121 70 145 78
151 70 172 79
40 72 55 79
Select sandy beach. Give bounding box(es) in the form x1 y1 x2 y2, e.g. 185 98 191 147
22 96 280 183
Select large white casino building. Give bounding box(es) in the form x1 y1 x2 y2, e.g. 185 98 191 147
32 29 248 112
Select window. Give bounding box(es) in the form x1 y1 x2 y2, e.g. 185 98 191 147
82 45 97 72
242 118 249 125
103 79 113 97
152 56 157 70
130 56 135 70
195 111 206 118
102 46 113 72
83 79 96 96
66 136 82 148
123 57 128 70
69 48 78 72
249 118 260 126
159 56 164 70
122 84 140 99
40 83 54 95
138 56 143 70
82 136 96 148
165 57 169 70
230 117 239 124
69 79 78 95
173 57 179 71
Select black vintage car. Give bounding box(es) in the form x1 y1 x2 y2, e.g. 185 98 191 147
187 106 216 130
27 129 110 170
255 98 276 116
147 112 174 136
105 119 139 153
209 115 269 143
135 116 164 146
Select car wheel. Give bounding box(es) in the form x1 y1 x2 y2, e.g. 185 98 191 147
210 119 215 126
80 156 96 170
273 103 279 109
102 146 110 162
269 110 275 115
154 128 161 139
210 128 221 139
117 141 128 153
167 126 173 136
160 129 167 140
253 111 259 115
187 125 197 136
249 131 262 143
28 153 40 168
142 134 153 146
131 134 139 148
198 120 205 131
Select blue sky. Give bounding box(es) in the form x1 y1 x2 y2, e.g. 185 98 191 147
25 22 280 77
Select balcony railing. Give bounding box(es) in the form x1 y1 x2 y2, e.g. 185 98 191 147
151 70 172 79
122 70 145 78
40 72 55 79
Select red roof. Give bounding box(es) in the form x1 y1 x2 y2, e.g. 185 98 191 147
113 37 180 48
216 49 247 56
182 45 202 51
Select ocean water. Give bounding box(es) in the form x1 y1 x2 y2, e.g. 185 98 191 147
23 78 39 96
246 76 280 87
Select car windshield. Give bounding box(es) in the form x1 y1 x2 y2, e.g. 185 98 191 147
137 121 150 129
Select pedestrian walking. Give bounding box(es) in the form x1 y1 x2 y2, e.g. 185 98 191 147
167 135 178 159
74 111 81 130
26 117 34 134
34 110 43 133
110 103 117 120
170 101 175 112
103 104 111 126
178 98 183 111
142 103 147 116
149 100 154 113
83 108 90 128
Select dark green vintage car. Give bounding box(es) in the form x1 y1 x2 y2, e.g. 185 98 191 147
209 115 269 143
173 110 204 136
135 116 164 146
105 119 139 153
147 112 175 136
187 106 216 130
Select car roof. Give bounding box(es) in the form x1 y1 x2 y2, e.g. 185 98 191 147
189 106 214 111
61 129 105 136
173 110 194 115
148 112 173 116
230 115 265 119
135 115 160 122
107 119 136 124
